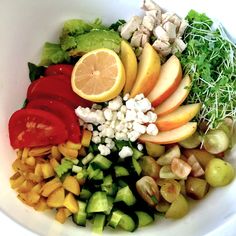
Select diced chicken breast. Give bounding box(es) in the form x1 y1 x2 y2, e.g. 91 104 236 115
177 19 189 37
139 25 151 35
153 39 171 56
131 31 143 47
141 34 150 47
146 9 162 25
120 16 142 40
153 25 169 42
142 0 161 11
171 38 187 54
142 15 156 31
163 21 177 42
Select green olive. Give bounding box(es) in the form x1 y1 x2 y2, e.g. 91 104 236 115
205 158 235 187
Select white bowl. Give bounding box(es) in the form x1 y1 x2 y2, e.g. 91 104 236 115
0 0 236 235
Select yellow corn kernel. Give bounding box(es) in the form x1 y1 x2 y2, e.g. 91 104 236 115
26 172 43 183
58 144 78 159
41 177 62 197
34 163 43 178
10 172 25 189
55 207 71 224
31 183 43 193
51 146 62 160
16 149 23 159
41 163 55 179
25 156 36 167
66 141 82 150
46 187 65 208
63 192 79 213
49 158 60 170
29 146 52 157
22 147 29 161
81 130 92 147
17 180 35 193
34 197 49 211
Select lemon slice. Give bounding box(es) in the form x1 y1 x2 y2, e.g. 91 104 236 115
71 48 126 102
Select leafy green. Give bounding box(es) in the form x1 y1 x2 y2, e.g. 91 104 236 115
109 19 126 31
28 62 45 82
177 10 236 129
55 158 74 178
39 42 70 66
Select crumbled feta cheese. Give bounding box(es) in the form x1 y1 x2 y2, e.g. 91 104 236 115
86 124 93 131
146 111 157 123
132 122 146 134
135 98 152 112
93 131 99 137
116 122 125 132
115 132 128 141
125 110 137 122
146 124 159 135
126 98 136 110
103 108 113 121
105 138 115 149
119 146 133 159
134 93 145 101
104 127 115 138
117 111 125 121
120 105 127 113
98 144 111 156
123 93 130 101
108 96 123 111
128 130 141 142
92 136 101 144
137 143 144 151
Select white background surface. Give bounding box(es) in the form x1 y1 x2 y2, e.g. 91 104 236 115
0 0 236 235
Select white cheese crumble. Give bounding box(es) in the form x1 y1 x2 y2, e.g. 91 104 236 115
119 146 134 159
75 94 159 156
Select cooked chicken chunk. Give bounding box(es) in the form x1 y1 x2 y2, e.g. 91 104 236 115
163 21 177 42
153 25 169 42
120 16 142 40
146 9 162 25
142 15 156 31
142 0 161 11
131 31 143 47
177 19 189 37
172 38 187 54
153 39 171 56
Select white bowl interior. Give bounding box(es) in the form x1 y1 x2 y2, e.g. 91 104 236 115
0 0 236 235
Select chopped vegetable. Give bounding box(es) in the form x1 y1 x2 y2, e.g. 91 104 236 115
39 42 70 66
178 10 236 129
55 159 73 178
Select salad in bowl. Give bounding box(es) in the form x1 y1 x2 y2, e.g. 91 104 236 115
3 0 236 235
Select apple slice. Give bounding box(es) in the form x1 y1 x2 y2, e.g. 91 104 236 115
156 103 201 131
155 74 191 116
139 122 197 144
147 55 182 107
130 43 161 97
120 40 138 95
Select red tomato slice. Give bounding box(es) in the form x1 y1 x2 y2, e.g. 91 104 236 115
45 64 74 77
27 76 92 108
27 98 81 143
8 108 68 149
